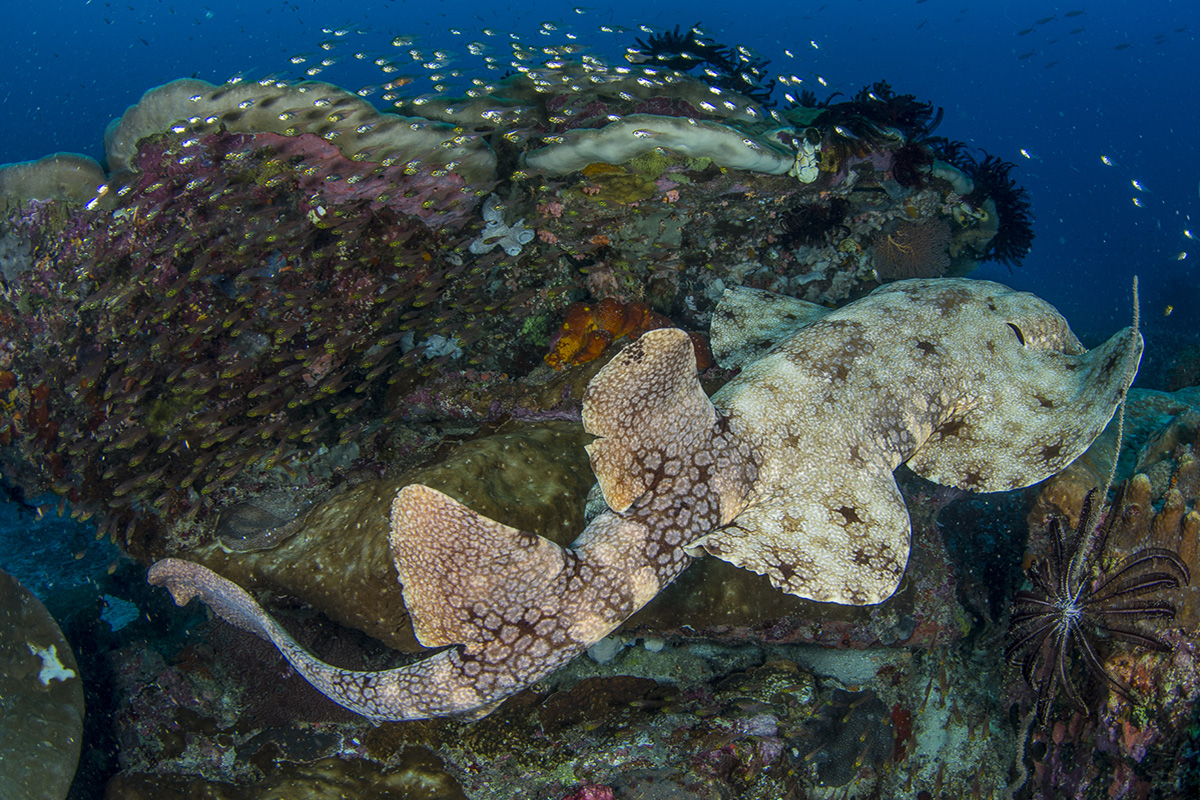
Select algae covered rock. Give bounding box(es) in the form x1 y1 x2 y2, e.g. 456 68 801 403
0 569 84 800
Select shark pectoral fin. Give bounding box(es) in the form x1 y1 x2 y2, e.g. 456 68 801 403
908 327 1143 492
390 484 568 648
710 286 833 370
695 471 911 605
582 328 717 513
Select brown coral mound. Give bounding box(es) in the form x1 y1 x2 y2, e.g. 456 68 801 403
871 218 952 281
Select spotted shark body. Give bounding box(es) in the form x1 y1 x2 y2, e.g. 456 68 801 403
150 278 1141 721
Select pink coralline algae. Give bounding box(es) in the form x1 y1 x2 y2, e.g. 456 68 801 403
250 131 480 226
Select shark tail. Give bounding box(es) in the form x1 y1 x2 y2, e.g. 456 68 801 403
148 557 486 721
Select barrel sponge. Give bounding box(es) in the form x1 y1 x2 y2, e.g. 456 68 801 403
523 113 793 176
176 420 594 651
103 78 497 184
0 153 107 213
0 569 84 800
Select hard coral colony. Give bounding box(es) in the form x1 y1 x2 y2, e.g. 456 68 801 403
0 17 1150 796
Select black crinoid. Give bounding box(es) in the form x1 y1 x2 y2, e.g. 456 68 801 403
778 197 852 248
629 24 775 103
1006 483 1190 724
941 148 1035 268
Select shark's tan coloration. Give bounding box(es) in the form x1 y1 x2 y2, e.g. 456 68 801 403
149 278 1141 721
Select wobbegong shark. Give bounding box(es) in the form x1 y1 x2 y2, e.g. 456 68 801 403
149 277 1141 721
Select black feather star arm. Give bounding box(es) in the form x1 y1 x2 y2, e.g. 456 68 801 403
1006 485 1190 725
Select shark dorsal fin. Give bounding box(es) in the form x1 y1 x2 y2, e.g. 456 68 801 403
582 328 717 513
711 286 832 370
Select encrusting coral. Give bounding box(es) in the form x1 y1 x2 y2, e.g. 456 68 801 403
543 297 675 369
150 278 1141 721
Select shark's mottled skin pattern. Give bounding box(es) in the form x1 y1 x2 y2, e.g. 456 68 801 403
151 331 757 721
149 278 1141 721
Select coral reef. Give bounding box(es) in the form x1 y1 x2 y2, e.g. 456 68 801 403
1007 483 1189 724
1014 388 1200 798
468 194 535 256
944 149 1035 267
0 59 1018 568
0 124 508 561
872 217 953 280
777 196 852 248
543 297 676 369
0 153 107 213
0 23 1054 794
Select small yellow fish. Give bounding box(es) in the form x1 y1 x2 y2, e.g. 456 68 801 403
1175 252 1188 261
1132 197 1145 208
1101 155 1117 166
1164 305 1174 317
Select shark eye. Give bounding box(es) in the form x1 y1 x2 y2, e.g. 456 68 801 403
1006 323 1026 346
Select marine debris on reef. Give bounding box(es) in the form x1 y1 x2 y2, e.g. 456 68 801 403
150 278 1142 721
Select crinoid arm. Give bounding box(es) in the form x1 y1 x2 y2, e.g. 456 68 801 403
1006 480 1191 725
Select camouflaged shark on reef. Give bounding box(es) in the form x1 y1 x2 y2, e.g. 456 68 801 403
149 277 1142 721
